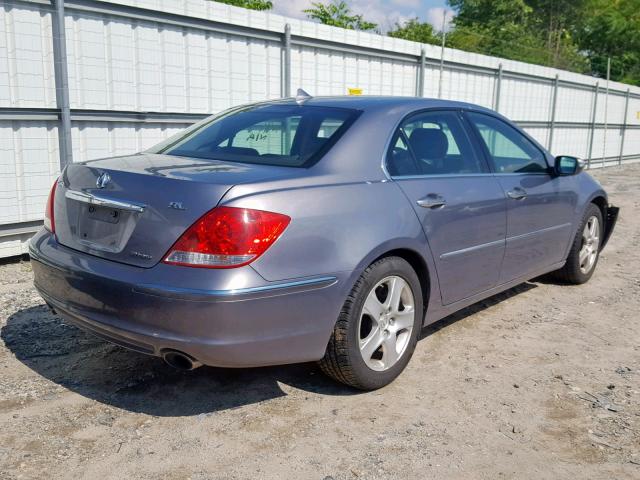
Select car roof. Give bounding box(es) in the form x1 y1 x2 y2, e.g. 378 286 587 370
263 95 493 115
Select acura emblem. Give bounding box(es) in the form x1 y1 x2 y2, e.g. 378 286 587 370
96 172 111 189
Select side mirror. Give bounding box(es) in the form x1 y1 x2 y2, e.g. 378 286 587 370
554 156 585 176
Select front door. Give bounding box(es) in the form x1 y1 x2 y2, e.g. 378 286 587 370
386 109 507 305
464 111 578 283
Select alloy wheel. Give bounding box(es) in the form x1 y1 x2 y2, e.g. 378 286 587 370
579 215 600 274
358 276 415 371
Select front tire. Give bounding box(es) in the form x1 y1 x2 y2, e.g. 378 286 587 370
319 256 423 390
554 203 603 284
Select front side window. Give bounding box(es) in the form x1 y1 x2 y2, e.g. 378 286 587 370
386 110 486 176
149 104 360 167
466 112 548 174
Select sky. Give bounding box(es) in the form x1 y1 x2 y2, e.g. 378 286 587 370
271 0 455 33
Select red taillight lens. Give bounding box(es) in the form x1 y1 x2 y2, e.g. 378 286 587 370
44 178 58 233
163 206 290 268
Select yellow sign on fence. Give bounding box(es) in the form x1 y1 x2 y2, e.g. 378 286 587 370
348 88 363 96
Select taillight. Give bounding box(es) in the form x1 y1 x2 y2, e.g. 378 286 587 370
44 178 58 234
163 206 290 268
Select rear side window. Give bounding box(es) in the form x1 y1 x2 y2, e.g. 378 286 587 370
152 104 360 167
386 110 486 176
466 112 548 173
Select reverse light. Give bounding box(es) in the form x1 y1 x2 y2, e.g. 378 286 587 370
44 178 58 233
163 206 290 268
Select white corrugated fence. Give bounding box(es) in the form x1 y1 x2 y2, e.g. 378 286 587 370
1 0 639 257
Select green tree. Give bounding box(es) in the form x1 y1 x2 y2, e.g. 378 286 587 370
449 0 530 25
576 0 640 85
387 18 440 45
446 0 587 71
527 0 588 68
303 1 378 31
213 0 273 10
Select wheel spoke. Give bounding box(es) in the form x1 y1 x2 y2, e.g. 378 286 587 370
382 334 399 367
579 247 589 265
363 289 383 319
385 277 406 313
582 223 590 241
589 219 597 238
360 327 383 360
393 308 415 331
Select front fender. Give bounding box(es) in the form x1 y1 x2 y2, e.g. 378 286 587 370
565 172 610 256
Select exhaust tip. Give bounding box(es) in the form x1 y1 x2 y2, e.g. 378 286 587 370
162 350 202 371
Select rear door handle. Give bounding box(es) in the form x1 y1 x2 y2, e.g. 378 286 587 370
417 194 446 209
506 187 527 200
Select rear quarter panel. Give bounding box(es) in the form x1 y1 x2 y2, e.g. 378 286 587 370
221 177 442 324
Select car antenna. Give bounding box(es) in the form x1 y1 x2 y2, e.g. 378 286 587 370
295 88 312 105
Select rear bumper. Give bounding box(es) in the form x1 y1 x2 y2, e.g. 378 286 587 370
601 204 619 250
29 229 350 367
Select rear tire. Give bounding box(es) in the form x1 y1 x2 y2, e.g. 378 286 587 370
319 256 423 390
553 203 603 284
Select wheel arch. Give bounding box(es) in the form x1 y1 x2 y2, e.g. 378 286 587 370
365 247 434 318
590 195 608 219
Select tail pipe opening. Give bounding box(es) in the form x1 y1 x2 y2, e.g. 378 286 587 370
161 350 202 371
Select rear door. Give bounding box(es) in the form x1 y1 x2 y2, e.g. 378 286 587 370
387 109 507 305
464 111 578 283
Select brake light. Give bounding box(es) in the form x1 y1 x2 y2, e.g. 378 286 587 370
44 178 58 233
163 206 290 268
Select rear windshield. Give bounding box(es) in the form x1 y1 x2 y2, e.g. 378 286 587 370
150 104 360 167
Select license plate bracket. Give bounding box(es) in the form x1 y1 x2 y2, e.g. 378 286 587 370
87 205 121 224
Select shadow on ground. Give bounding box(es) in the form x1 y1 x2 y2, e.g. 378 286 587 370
2 282 537 417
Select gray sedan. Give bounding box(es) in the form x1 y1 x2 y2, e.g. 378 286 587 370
30 94 619 389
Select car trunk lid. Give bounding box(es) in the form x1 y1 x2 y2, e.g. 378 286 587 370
53 153 296 268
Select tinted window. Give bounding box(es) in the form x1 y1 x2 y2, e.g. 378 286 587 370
152 104 359 167
386 110 486 176
467 112 548 173
386 134 418 176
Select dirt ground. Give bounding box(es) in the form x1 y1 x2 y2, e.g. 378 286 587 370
1 165 639 480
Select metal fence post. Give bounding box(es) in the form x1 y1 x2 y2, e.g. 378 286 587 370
587 82 599 168
602 57 611 167
619 88 630 165
438 24 446 98
282 24 291 97
493 63 502 112
52 0 73 169
547 74 559 152
416 47 425 97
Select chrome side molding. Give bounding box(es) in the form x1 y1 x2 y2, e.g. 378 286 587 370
134 276 339 301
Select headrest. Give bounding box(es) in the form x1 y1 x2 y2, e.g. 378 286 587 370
409 128 449 160
290 136 329 157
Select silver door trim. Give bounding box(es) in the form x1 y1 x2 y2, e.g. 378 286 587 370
506 222 572 243
440 238 505 260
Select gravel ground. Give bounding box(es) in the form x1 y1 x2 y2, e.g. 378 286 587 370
1 165 639 480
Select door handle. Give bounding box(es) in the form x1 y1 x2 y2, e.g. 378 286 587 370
417 194 446 209
506 187 527 200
